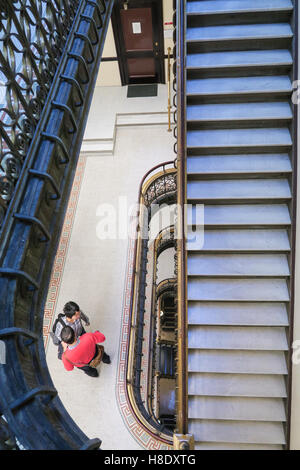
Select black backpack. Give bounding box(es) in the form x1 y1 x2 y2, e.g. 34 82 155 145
50 314 66 346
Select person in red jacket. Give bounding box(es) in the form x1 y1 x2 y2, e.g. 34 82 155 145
61 326 111 377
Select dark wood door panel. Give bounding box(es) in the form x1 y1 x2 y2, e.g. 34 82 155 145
127 57 156 78
121 7 153 52
112 0 165 85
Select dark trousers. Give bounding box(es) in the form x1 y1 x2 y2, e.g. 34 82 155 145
78 345 99 377
78 365 98 377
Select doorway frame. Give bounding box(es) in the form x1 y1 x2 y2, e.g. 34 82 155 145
111 0 165 85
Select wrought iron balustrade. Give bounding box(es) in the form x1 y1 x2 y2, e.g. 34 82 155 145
0 0 81 226
146 226 177 434
143 167 177 210
148 276 177 432
126 161 177 445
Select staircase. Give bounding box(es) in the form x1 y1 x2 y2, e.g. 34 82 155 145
159 343 176 378
184 0 296 450
161 296 176 332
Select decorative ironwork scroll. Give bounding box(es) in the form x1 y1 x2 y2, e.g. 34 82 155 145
125 162 177 445
0 0 80 226
144 171 177 208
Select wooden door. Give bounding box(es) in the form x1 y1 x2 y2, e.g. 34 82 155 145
112 0 165 85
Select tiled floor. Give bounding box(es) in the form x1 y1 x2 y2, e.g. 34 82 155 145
43 85 175 450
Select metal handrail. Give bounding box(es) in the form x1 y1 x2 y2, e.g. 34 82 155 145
125 161 177 445
146 225 176 427
174 0 188 436
156 277 177 299
155 225 175 256
167 46 172 132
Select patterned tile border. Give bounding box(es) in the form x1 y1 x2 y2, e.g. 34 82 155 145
43 156 87 351
116 222 173 451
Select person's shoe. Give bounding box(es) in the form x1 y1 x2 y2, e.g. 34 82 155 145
102 352 111 364
84 368 99 377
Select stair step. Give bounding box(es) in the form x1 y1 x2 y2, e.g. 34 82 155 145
188 350 288 374
187 102 292 127
187 178 291 203
188 372 287 397
187 23 293 43
187 253 290 277
186 0 293 16
187 204 291 228
188 278 289 301
188 396 286 421
187 228 291 252
188 326 288 350
194 442 283 450
186 23 293 53
187 153 292 176
184 0 293 452
188 419 286 445
188 302 288 326
186 76 292 102
187 49 292 73
187 128 292 152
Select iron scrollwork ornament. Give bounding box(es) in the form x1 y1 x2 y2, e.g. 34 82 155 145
0 0 79 225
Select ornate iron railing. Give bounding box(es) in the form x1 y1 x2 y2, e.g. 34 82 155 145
0 0 81 226
143 166 176 209
147 226 176 430
0 0 113 450
147 275 177 431
125 161 177 445
155 225 175 258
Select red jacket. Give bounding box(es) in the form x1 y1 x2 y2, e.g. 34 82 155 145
62 331 105 371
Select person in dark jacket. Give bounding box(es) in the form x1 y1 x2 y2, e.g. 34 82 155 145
53 301 90 360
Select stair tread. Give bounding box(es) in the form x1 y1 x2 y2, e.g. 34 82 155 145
187 253 290 277
186 0 293 15
187 228 291 252
187 76 292 96
187 49 293 69
188 278 289 301
188 419 286 445
187 178 291 201
184 0 292 451
187 153 292 175
188 372 287 397
188 396 286 421
187 102 292 122
187 204 291 227
186 23 293 42
188 301 288 326
188 325 288 350
187 128 292 149
188 350 288 374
